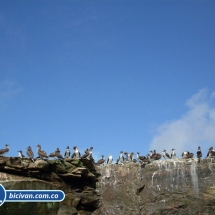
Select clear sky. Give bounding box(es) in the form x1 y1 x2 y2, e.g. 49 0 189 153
1 0 215 161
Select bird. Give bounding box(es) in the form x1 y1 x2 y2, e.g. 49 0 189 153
124 152 129 161
55 148 64 160
95 155 105 166
150 150 157 160
171 149 176 159
119 151 125 164
182 151 194 159
115 159 119 164
48 151 56 158
182 151 188 158
149 150 156 160
18 150 25 159
187 151 194 159
197 146 202 163
141 154 151 164
132 158 137 163
81 147 93 160
64 146 70 158
81 148 89 158
86 147 93 160
49 148 63 160
130 152 135 162
107 155 113 164
0 144 9 156
207 147 215 158
26 146 34 162
124 152 132 162
163 150 171 159
155 152 162 160
36 144 48 159
197 146 202 158
71 146 81 159
136 152 146 163
151 150 161 160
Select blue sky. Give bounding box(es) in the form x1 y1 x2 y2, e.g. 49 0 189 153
1 1 215 161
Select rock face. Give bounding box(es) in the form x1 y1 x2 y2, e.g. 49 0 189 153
93 158 215 215
1 156 215 214
0 157 100 215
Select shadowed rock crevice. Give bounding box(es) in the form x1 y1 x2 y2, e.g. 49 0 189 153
136 184 145 195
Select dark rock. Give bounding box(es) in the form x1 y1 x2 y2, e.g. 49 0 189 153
28 159 49 170
0 156 100 215
80 158 95 171
79 191 100 210
57 205 77 215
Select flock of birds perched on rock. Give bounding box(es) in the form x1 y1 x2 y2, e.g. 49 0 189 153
0 144 94 163
0 144 215 165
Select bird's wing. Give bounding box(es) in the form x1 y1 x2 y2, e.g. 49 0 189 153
0 148 7 154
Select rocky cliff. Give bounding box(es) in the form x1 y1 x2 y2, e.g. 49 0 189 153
93 158 215 215
1 157 215 215
0 157 100 215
